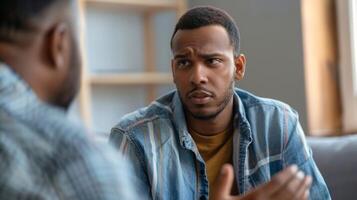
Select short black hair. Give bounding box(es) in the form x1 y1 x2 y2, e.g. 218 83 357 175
0 0 69 43
170 6 240 55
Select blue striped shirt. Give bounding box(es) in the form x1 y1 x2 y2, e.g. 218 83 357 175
0 63 135 199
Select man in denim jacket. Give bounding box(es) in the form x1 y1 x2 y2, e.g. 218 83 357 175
110 6 330 200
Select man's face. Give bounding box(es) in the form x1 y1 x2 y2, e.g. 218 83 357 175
171 25 242 120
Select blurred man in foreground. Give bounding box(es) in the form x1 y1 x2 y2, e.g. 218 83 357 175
0 0 134 199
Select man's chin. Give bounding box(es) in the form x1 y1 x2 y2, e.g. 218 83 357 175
188 110 220 120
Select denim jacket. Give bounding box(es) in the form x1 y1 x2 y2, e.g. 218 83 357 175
110 88 331 200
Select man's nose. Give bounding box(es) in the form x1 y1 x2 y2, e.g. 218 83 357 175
190 63 208 85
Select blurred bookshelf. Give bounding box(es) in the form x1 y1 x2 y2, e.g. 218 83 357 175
77 0 186 134
90 73 172 85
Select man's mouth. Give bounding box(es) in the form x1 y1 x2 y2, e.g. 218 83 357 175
188 90 213 104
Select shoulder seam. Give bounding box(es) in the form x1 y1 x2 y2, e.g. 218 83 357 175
128 115 159 130
151 101 173 114
111 129 149 178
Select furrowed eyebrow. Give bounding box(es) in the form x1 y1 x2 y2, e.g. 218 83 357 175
200 53 224 58
173 52 225 59
173 54 188 59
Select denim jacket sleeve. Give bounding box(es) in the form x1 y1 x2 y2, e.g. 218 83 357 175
109 128 152 200
282 108 331 200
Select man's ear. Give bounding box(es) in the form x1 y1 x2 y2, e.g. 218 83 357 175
171 59 176 84
234 54 246 81
48 23 69 69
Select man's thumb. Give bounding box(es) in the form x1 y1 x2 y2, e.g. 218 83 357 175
213 164 235 199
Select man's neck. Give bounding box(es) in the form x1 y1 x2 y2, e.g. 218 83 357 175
186 98 234 136
0 43 52 106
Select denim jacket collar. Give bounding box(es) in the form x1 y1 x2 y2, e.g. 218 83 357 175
234 89 253 143
171 92 193 150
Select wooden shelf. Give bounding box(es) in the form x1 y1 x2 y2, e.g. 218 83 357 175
78 0 186 128
89 72 173 85
85 0 178 11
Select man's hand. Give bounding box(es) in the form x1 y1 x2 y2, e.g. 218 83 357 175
212 164 312 200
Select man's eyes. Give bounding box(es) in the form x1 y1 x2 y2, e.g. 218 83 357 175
176 59 191 68
207 58 223 65
175 58 223 69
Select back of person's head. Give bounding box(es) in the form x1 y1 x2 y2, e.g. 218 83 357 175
170 6 240 56
0 0 81 109
0 0 73 45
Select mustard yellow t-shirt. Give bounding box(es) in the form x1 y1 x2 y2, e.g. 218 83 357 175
189 126 237 197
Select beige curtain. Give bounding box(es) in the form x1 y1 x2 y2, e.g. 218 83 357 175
336 0 357 134
301 0 342 136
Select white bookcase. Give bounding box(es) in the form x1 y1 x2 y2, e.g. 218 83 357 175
77 0 187 134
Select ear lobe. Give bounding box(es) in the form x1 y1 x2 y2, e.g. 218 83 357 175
234 54 246 80
49 23 69 69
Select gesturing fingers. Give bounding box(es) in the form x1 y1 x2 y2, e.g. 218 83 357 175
212 164 236 200
292 175 312 200
259 165 299 196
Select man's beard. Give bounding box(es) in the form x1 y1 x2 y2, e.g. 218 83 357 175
180 78 235 121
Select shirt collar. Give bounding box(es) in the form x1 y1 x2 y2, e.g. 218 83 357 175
0 62 33 105
0 62 85 141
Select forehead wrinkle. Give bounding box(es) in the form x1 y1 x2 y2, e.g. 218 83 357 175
174 45 229 60
173 46 194 58
172 25 233 53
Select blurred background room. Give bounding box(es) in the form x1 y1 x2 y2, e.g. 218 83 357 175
69 1 357 198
